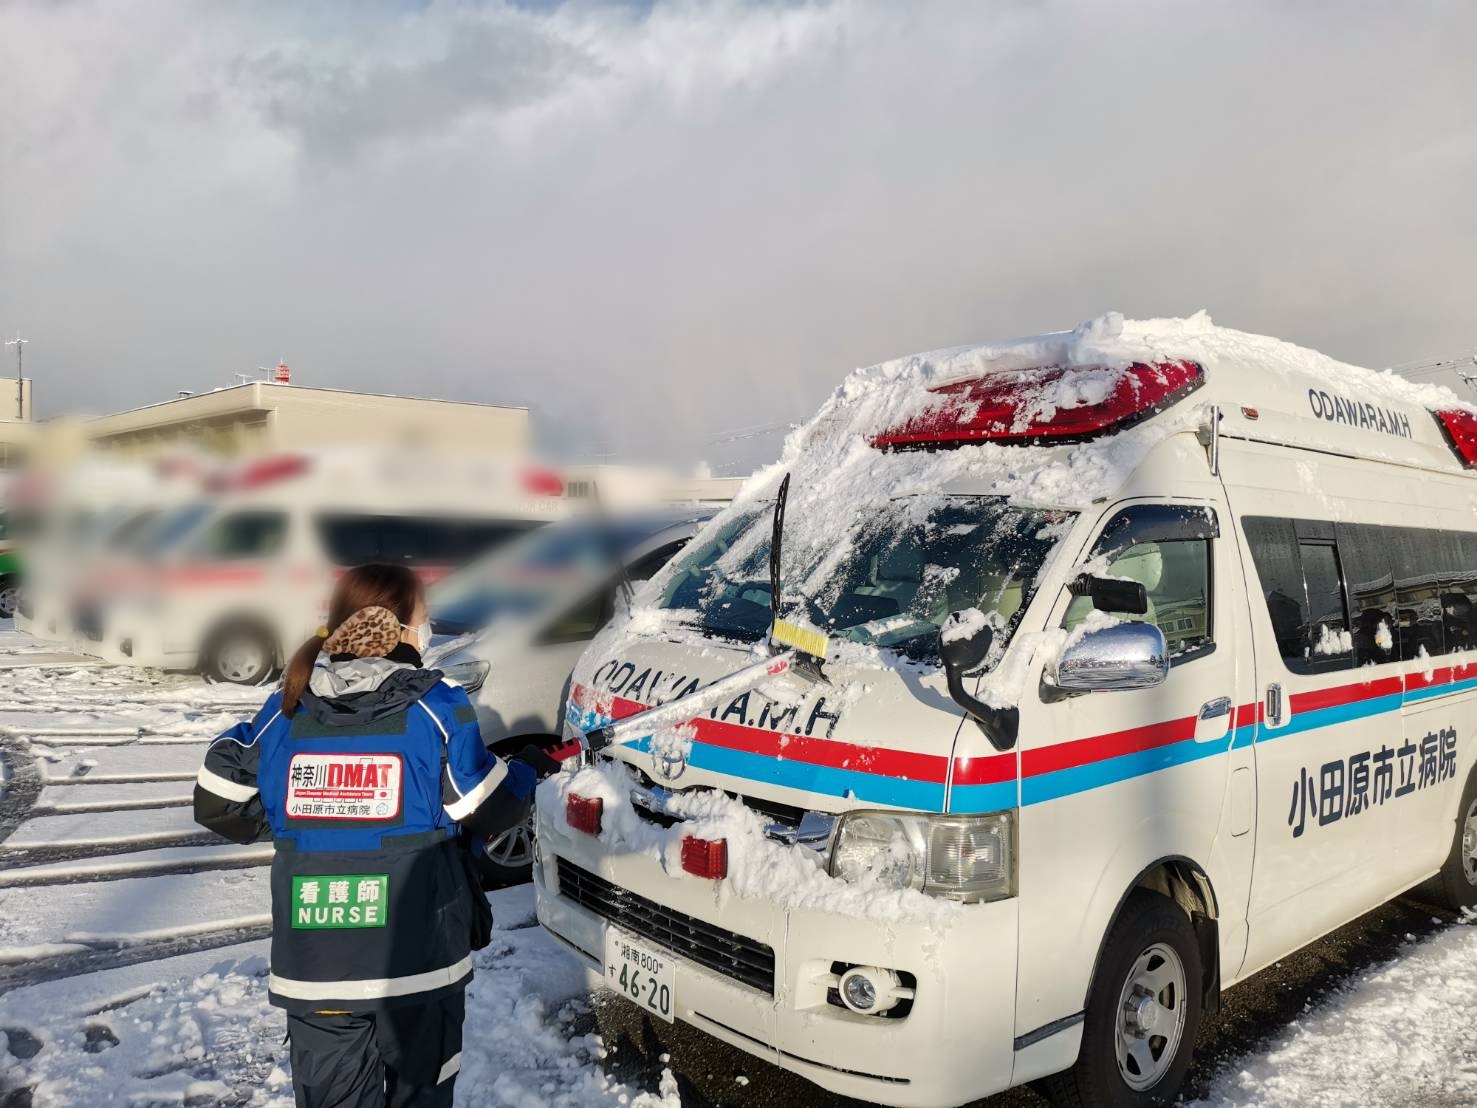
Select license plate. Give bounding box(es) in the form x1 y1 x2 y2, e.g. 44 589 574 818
603 928 675 1023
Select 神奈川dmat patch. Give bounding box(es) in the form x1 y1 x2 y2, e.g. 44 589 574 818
286 753 403 821
291 874 389 928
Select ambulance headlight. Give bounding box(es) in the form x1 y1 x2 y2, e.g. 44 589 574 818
829 810 1016 903
440 660 490 693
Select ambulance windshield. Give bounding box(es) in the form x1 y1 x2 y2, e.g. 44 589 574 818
656 496 1069 664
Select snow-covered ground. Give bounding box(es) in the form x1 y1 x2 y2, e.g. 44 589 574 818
0 623 1473 1107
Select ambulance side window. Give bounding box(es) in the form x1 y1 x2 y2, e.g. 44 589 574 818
189 511 289 561
1336 524 1398 667
1389 527 1447 661
1443 532 1477 653
1063 539 1212 659
1242 517 1354 674
1062 505 1216 662
542 588 610 643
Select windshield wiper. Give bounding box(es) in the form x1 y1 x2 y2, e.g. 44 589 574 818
768 472 788 632
578 473 829 757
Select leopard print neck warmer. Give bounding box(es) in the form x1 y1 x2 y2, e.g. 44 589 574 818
321 605 403 659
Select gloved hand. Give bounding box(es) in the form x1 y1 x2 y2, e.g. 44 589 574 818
513 744 563 779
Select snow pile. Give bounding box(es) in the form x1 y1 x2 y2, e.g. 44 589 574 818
1189 920 1477 1107
0 957 289 1108
543 760 967 927
939 606 989 644
1312 624 1353 656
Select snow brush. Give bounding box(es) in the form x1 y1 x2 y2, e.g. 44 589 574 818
566 640 827 764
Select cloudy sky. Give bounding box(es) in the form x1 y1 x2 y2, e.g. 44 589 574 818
1 0 1474 472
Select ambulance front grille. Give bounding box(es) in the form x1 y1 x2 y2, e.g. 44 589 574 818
555 858 775 995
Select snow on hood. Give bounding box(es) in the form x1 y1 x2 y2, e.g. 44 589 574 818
543 761 967 928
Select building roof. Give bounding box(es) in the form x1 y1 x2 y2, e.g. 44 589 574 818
86 380 526 433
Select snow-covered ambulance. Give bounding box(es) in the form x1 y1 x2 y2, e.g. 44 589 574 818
536 314 1477 1107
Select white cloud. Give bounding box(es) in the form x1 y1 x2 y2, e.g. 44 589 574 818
1 0 1474 471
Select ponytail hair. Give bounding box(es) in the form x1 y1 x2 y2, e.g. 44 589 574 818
281 563 424 715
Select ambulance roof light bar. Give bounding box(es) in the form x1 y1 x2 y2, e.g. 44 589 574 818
871 360 1204 450
1433 409 1477 469
204 453 313 492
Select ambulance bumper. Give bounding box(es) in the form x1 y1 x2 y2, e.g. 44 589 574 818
534 811 1023 1108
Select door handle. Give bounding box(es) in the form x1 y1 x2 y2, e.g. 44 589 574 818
1194 696 1233 742
1265 683 1284 726
1198 697 1232 720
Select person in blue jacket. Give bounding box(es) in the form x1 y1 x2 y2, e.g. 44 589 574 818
193 563 559 1108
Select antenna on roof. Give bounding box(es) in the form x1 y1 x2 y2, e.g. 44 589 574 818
1395 353 1477 378
1392 351 1477 398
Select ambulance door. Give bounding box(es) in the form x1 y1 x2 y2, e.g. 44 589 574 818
1011 497 1257 1041
1238 516 1410 974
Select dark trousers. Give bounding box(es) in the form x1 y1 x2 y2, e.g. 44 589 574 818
287 991 464 1108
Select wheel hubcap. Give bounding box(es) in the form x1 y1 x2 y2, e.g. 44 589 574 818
1115 942 1188 1091
0 588 17 617
1462 800 1477 885
219 639 265 682
486 818 535 868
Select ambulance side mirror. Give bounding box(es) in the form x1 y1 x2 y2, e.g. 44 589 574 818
1053 621 1169 693
938 613 1018 753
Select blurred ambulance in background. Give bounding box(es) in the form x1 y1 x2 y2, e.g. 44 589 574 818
75 449 568 684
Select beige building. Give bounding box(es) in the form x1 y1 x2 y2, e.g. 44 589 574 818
84 381 529 460
0 379 36 468
562 464 747 508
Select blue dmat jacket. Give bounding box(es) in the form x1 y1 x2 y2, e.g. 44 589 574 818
193 655 536 1013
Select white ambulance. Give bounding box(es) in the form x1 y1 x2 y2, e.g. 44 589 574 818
79 450 567 683
535 314 1477 1108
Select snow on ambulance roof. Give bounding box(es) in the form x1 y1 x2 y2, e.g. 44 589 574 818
684 313 1477 622
742 310 1474 510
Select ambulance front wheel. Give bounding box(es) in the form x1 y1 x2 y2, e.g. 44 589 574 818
1042 890 1202 1108
202 622 280 687
1436 768 1477 913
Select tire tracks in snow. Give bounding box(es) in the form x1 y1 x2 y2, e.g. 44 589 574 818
0 920 272 995
0 737 42 849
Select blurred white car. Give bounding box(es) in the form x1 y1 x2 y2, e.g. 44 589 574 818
425 507 715 883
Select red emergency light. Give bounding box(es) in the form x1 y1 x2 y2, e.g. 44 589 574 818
1434 409 1477 469
522 468 565 497
204 454 312 492
566 793 603 835
680 836 728 880
871 360 1204 450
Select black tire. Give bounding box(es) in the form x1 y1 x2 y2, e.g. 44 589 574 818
1435 768 1477 912
202 622 279 686
0 576 19 619
1042 891 1203 1108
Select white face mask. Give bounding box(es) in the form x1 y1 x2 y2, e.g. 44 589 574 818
402 620 432 653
